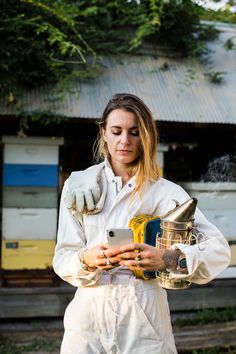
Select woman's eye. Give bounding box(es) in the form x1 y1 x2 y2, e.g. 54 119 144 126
130 131 139 136
110 130 139 136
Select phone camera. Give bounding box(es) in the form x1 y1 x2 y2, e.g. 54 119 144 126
109 231 114 237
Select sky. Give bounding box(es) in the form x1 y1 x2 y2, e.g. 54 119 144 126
196 0 236 12
130 1 236 13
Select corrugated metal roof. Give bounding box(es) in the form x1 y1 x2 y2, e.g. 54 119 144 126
1 23 236 124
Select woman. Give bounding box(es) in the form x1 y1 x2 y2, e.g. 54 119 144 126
53 93 230 354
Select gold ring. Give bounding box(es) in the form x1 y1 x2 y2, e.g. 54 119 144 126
135 252 141 261
106 258 111 266
137 260 143 268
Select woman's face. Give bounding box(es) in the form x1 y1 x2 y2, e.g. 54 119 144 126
102 108 141 168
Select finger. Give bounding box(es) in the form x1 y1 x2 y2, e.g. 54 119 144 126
120 251 138 260
64 191 75 209
95 257 108 267
120 243 142 253
95 250 119 265
84 190 95 211
108 255 122 264
96 255 116 268
105 243 124 256
92 186 101 203
119 259 138 267
96 250 106 259
99 265 116 270
120 258 148 268
127 265 146 271
75 191 85 212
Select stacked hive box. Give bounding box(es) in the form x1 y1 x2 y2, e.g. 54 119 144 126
180 182 236 269
1 136 63 270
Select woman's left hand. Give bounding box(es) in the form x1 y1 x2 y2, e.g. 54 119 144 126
118 243 166 271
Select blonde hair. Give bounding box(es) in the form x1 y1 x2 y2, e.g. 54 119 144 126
95 93 160 195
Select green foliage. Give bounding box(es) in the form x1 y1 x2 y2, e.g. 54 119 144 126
0 335 60 354
25 336 60 352
129 0 164 50
18 110 66 134
0 0 224 130
224 36 236 50
0 1 219 91
194 306 236 324
199 5 236 24
191 348 236 354
0 0 96 92
153 0 201 56
0 340 23 354
175 306 236 326
205 70 226 84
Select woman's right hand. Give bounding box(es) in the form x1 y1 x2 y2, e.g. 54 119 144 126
83 244 122 270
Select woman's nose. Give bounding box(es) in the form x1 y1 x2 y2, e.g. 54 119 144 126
120 132 130 145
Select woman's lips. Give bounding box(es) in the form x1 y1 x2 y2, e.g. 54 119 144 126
118 150 131 154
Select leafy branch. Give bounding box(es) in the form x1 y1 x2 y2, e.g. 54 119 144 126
0 0 227 131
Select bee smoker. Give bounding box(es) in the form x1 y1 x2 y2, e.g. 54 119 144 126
156 197 198 290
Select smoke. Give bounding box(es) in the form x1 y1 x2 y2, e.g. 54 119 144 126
200 154 236 182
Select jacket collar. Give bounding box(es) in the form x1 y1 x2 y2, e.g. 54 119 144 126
104 158 136 190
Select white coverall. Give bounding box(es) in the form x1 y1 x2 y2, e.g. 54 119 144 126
53 162 230 354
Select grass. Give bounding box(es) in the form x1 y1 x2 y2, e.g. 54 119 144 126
1 338 235 354
0 341 23 354
174 306 236 326
1 308 236 353
175 307 236 354
0 336 60 354
184 348 236 354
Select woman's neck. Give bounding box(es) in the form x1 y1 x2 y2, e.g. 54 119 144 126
110 161 132 186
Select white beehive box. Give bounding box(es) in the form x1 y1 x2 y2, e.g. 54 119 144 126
180 182 236 240
2 208 58 240
4 144 59 165
2 136 64 164
180 182 236 269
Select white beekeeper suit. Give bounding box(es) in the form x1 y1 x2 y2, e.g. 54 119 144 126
53 161 230 354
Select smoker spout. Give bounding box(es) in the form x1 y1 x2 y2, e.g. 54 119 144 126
161 197 198 222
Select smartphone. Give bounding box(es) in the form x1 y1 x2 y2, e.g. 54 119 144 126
107 228 134 247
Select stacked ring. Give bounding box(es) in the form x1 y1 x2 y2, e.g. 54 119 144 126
137 260 143 268
135 252 141 261
102 251 111 266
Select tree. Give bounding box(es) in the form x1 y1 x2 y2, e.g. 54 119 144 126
0 0 223 128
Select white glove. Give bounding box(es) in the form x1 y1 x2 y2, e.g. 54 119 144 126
64 164 105 214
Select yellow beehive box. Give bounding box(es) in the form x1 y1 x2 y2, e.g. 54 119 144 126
1 239 55 270
230 243 236 266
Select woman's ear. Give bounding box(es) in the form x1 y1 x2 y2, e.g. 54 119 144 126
102 127 107 142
